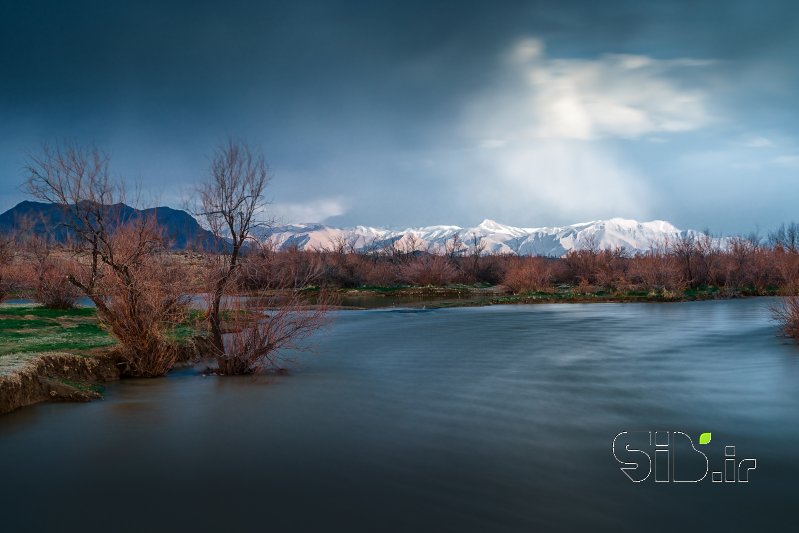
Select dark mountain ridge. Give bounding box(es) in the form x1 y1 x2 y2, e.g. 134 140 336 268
0 201 220 249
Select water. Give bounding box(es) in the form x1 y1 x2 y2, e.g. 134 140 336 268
1 299 797 532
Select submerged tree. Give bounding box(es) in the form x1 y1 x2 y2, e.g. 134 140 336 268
198 140 328 375
773 296 799 339
24 142 190 376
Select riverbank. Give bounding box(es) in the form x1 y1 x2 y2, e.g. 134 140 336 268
0 305 119 414
0 305 209 414
0 351 120 414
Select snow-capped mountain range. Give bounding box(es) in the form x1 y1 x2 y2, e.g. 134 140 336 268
0 202 709 256
258 218 701 257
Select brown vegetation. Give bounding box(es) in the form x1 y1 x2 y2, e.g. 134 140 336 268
24 143 191 376
217 289 330 375
0 233 14 302
400 254 457 286
197 140 331 375
773 297 799 339
91 219 192 376
20 234 82 309
221 232 799 300
502 256 553 293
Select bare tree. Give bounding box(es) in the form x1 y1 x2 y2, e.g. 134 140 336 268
469 232 486 256
97 219 192 376
24 142 190 376
445 232 465 260
198 140 270 359
672 233 699 288
769 222 799 252
197 140 329 374
220 254 330 375
25 143 116 300
468 233 486 277
401 232 422 257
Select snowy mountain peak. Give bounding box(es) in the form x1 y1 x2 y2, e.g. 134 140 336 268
476 218 532 237
477 218 504 230
257 218 698 257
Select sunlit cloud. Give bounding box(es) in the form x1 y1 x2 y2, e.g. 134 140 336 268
453 37 717 224
469 37 714 143
457 140 652 224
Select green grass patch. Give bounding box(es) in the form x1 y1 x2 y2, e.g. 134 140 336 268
0 305 116 358
683 285 722 299
168 323 204 342
623 290 651 297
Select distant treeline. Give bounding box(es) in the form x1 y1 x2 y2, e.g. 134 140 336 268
229 224 799 296
4 216 799 342
4 221 799 298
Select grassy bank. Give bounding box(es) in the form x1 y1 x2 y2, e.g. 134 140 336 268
0 305 116 375
0 305 120 414
0 305 214 414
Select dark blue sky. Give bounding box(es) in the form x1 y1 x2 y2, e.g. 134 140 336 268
1 0 798 233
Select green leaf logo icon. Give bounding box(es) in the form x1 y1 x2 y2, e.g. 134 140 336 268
699 432 712 445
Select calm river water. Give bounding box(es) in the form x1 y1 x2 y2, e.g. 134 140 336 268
1 299 798 532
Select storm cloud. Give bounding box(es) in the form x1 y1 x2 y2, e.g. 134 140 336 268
1 0 798 233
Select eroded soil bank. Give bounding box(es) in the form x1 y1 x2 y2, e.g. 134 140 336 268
0 352 120 415
0 303 214 415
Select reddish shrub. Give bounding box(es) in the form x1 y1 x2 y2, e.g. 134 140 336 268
502 257 552 293
773 296 799 339
400 254 456 286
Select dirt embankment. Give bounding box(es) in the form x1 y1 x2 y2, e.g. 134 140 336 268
0 352 121 415
0 335 214 416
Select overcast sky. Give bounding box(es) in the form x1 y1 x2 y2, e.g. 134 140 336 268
1 0 798 234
